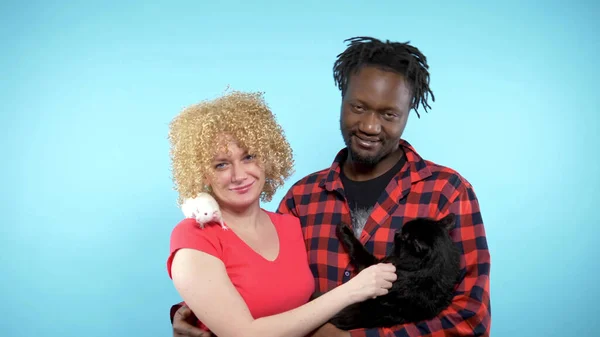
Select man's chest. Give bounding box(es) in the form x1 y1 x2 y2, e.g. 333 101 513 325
300 204 406 262
297 190 444 287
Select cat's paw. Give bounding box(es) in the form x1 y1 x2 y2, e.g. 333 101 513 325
335 223 354 240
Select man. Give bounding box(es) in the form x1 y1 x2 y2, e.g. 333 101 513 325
170 36 491 337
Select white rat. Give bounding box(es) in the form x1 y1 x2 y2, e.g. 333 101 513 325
180 192 227 230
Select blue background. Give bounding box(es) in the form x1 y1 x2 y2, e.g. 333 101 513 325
1 1 598 336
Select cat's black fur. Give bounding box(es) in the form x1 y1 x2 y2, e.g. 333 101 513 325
324 214 462 330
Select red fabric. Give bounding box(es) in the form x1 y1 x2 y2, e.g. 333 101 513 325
167 210 315 321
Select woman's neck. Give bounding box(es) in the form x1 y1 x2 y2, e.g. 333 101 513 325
220 201 263 231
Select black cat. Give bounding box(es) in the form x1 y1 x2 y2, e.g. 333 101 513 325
326 214 462 330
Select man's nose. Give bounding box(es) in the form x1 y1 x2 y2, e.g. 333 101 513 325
358 111 381 135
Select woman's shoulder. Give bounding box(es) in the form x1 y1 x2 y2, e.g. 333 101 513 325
169 218 228 260
172 217 204 233
167 218 227 279
171 218 227 243
174 217 200 230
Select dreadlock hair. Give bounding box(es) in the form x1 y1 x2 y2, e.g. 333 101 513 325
333 36 435 118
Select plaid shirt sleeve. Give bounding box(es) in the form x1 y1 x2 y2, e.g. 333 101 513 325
277 181 492 337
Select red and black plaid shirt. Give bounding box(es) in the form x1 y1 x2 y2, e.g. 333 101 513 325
276 140 491 337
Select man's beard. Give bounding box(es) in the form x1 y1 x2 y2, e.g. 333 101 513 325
342 132 384 166
347 144 382 166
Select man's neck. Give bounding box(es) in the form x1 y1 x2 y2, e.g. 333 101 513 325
343 147 404 182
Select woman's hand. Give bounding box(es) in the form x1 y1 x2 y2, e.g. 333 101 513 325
344 263 397 303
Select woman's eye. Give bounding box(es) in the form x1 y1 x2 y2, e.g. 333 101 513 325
244 154 256 161
215 163 226 169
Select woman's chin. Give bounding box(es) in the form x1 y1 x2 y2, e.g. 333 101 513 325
221 194 260 211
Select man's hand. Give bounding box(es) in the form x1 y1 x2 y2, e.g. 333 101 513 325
310 323 351 337
172 305 212 337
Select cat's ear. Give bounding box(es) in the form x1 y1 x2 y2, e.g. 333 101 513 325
438 213 456 231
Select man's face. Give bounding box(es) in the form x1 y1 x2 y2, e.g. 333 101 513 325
340 66 412 166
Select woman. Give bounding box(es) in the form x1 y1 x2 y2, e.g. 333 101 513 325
166 90 397 337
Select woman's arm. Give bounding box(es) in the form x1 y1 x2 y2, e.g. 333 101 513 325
171 248 396 337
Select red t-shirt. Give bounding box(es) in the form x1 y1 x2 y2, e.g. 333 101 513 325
167 210 315 320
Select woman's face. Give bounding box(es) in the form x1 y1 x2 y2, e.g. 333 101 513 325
206 138 265 212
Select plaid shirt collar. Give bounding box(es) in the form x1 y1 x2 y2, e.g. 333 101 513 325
319 139 433 195
314 139 435 242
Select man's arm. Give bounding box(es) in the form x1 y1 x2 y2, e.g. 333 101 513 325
170 302 185 324
171 304 213 337
348 184 492 337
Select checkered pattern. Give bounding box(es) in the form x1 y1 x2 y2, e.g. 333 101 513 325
277 140 491 337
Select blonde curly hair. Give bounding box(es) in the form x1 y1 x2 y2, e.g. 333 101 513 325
168 90 294 205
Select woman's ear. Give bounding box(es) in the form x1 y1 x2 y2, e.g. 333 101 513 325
201 176 212 193
256 156 269 173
